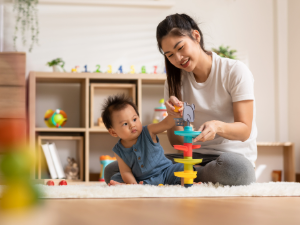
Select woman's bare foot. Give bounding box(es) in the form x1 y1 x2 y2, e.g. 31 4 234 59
193 182 202 185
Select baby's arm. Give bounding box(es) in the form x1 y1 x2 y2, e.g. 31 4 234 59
147 115 177 140
114 153 138 184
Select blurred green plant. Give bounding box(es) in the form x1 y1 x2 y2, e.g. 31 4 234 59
13 0 39 52
47 58 66 72
212 45 237 59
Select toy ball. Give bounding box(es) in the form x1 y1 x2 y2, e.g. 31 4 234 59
59 180 67 186
46 180 55 186
174 105 181 113
44 109 67 128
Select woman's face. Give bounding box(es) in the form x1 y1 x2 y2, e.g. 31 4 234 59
161 30 201 72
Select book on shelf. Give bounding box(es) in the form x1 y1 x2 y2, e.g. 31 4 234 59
41 142 66 179
48 142 66 179
41 143 58 179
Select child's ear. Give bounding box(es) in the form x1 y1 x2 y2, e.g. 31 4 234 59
108 128 118 138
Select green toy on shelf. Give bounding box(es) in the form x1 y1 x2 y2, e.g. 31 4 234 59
44 109 67 128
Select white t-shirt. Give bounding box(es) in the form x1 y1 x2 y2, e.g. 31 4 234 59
164 52 257 167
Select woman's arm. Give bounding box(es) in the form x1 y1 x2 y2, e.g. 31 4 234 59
193 100 253 142
114 153 137 184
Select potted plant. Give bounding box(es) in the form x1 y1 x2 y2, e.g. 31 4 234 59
13 0 39 52
212 45 237 59
47 58 66 72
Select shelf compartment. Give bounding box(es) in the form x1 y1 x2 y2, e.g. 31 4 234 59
90 83 136 128
35 79 87 128
141 83 165 125
89 133 117 181
37 136 84 181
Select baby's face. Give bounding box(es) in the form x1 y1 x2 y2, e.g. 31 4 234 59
110 105 142 141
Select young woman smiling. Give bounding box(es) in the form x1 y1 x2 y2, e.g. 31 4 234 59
105 13 256 186
156 13 257 185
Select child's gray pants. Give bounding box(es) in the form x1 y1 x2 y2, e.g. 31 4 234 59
104 152 256 186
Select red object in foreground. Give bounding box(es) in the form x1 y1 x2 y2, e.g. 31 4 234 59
46 180 55 186
59 180 68 186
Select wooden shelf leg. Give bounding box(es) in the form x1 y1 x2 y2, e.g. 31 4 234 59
283 144 295 182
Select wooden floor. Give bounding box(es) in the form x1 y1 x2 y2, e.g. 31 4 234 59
2 197 300 225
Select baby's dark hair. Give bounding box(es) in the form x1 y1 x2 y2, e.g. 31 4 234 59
101 94 139 129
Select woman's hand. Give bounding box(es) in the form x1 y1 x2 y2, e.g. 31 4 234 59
164 96 183 117
193 120 220 142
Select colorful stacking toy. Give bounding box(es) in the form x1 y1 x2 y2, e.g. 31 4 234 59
99 155 116 182
173 102 203 188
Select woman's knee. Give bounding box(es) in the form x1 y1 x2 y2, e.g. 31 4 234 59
199 152 256 186
104 161 119 184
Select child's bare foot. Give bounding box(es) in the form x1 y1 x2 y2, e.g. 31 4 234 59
108 180 126 186
108 180 144 186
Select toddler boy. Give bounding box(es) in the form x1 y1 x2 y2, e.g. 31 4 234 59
101 94 183 186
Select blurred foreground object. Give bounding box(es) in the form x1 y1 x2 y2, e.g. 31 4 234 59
0 121 41 211
0 120 27 150
0 52 27 149
0 150 41 210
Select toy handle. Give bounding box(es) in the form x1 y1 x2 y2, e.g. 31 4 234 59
192 145 201 149
173 145 188 152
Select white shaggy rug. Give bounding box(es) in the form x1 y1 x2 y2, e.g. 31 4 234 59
31 182 300 198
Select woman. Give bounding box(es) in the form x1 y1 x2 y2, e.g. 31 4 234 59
157 13 256 185
105 13 256 186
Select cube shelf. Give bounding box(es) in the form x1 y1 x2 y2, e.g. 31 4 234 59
90 83 136 128
37 135 84 181
29 72 167 183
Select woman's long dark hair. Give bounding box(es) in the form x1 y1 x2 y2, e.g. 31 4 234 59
156 14 208 100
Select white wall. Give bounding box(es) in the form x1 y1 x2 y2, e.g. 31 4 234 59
3 0 298 180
